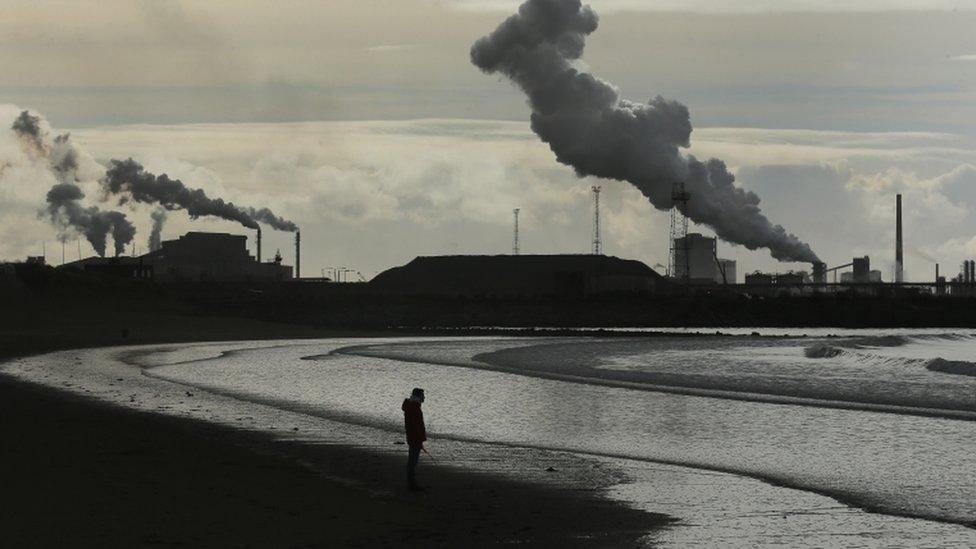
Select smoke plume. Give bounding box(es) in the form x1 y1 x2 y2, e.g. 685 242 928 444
11 110 136 257
11 110 44 155
246 207 298 232
102 158 297 232
148 207 167 251
470 0 818 263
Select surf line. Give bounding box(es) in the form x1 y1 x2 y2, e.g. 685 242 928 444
333 344 976 423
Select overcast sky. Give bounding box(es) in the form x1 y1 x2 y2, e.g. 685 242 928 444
2 0 976 281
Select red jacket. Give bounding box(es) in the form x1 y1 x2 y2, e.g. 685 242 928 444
402 399 426 444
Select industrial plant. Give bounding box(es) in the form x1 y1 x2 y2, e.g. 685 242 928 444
59 230 298 283
0 106 967 302
7 184 976 301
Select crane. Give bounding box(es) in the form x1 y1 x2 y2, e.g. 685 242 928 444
712 250 728 285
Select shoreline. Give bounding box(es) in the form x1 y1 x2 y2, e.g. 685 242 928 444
0 333 671 547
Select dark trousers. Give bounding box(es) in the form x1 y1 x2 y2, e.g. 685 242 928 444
407 442 422 488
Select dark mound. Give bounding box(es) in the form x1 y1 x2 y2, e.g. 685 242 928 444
369 254 665 297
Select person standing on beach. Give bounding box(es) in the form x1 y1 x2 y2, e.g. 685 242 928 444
402 387 427 491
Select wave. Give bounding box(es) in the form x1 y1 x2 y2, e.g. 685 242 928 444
804 335 976 380
804 343 844 358
335 344 976 424
846 333 976 348
850 335 912 347
927 358 976 377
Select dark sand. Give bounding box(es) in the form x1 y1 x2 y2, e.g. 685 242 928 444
0 308 669 547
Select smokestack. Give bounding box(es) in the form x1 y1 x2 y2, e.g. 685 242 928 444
256 227 262 263
896 194 904 283
813 261 826 284
295 230 301 280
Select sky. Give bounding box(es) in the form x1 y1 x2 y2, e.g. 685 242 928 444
2 0 976 281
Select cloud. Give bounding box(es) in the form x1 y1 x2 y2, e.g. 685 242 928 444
446 0 976 12
951 54 976 61
364 44 420 53
846 165 974 229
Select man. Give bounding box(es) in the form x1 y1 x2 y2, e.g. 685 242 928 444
401 387 427 491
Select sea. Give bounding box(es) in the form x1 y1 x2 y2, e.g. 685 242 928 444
6 329 976 546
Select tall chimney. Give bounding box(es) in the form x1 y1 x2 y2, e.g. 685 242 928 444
295 230 301 280
256 227 262 263
895 194 903 283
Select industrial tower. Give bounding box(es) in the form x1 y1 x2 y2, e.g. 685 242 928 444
669 182 690 280
591 185 602 255
512 208 520 255
895 193 904 283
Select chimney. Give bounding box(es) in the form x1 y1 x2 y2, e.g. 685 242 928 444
813 261 826 284
295 230 301 280
895 194 903 283
256 227 262 263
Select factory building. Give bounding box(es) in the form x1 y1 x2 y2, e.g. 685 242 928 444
776 272 805 286
745 272 809 286
142 232 291 282
744 272 774 286
673 233 736 284
60 256 154 279
813 262 827 284
61 231 292 282
839 271 881 283
835 256 882 284
853 256 870 283
716 259 737 285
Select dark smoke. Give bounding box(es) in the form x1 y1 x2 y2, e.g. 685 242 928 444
11 110 44 154
246 207 298 232
11 110 136 257
148 208 167 251
470 0 818 263
44 184 134 257
103 159 297 232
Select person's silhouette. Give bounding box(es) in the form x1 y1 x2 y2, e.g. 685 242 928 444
401 387 427 491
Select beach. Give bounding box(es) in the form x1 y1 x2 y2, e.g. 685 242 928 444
6 303 976 547
0 319 666 547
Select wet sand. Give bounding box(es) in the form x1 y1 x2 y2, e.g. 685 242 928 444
0 327 668 547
